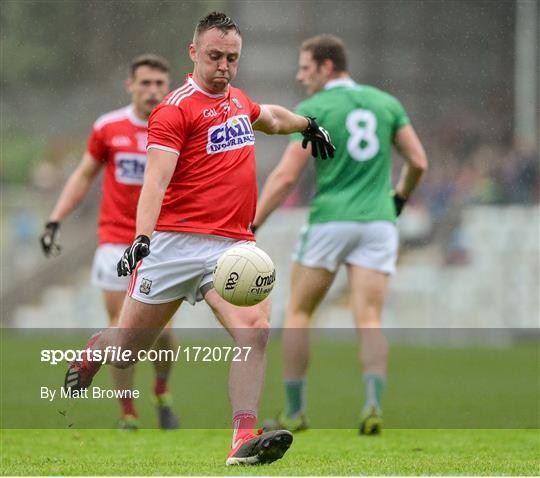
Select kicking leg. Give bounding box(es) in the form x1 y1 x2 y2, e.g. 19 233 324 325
64 296 182 392
205 289 292 466
206 289 271 414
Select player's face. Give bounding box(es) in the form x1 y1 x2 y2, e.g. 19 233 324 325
127 66 170 118
189 28 242 94
296 51 327 96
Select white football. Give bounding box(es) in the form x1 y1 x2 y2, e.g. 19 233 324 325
213 245 276 307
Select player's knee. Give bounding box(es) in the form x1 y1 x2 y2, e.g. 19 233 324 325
285 308 312 328
233 319 270 350
111 359 135 370
287 300 316 323
355 305 383 329
107 331 144 368
247 327 270 351
235 303 270 327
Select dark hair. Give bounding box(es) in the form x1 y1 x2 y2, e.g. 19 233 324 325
301 34 348 72
130 54 170 78
194 11 241 41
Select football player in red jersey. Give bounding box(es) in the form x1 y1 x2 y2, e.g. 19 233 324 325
41 54 180 430
63 12 334 465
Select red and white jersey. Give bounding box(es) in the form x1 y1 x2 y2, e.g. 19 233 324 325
147 75 261 241
87 105 148 245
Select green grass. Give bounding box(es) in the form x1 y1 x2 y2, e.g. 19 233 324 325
1 428 539 475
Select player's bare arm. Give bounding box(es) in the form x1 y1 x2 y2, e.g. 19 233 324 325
40 152 103 256
48 152 103 222
253 105 309 135
253 141 311 230
136 148 178 238
393 124 428 199
254 105 335 159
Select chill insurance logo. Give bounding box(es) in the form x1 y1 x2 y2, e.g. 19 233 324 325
206 115 255 154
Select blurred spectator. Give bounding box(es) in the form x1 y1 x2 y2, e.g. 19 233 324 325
494 143 539 204
422 138 538 264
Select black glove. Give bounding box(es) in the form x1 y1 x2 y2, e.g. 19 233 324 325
40 221 61 257
393 192 407 217
301 117 336 160
117 235 150 276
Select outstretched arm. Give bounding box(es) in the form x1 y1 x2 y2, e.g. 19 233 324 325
252 141 311 230
253 105 309 135
253 105 335 160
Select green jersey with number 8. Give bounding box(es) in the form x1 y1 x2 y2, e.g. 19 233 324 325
290 79 410 224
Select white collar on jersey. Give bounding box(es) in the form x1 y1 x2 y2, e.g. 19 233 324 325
188 76 227 98
324 78 357 90
127 105 148 127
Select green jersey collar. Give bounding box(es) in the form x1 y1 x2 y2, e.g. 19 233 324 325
324 78 357 90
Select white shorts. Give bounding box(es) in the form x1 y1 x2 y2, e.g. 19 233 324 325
293 221 399 274
128 231 255 305
91 243 131 291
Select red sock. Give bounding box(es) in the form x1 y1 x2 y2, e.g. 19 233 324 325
154 376 168 396
80 332 103 374
232 411 257 443
120 398 137 417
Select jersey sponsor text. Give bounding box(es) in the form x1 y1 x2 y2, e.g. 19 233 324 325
114 153 146 185
207 115 255 154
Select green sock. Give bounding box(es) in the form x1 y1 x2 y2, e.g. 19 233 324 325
363 373 385 410
285 378 305 418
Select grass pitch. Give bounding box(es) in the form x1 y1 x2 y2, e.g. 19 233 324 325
1 428 539 475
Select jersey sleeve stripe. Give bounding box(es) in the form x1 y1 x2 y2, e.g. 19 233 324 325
147 144 180 156
172 88 196 106
93 106 130 129
166 84 192 105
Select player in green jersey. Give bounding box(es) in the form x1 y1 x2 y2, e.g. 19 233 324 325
253 34 428 434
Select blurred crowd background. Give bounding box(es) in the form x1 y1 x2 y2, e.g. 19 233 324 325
1 0 538 330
